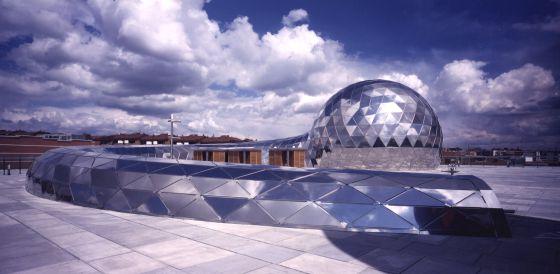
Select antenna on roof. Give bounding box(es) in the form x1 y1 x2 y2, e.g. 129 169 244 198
168 114 181 159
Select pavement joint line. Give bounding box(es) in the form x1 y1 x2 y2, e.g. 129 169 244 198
104 209 305 270
3 180 186 273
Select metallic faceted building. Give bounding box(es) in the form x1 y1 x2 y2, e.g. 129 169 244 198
25 80 510 236
307 80 443 169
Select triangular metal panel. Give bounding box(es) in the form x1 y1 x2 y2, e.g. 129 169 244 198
319 186 374 204
205 181 251 198
190 177 228 194
239 170 285 181
319 203 375 225
257 183 308 201
386 189 445 206
226 200 277 225
417 177 476 190
220 167 260 179
92 158 115 168
383 174 436 187
325 172 371 184
121 189 154 209
257 200 309 223
104 190 131 212
73 156 95 168
160 179 198 194
148 174 184 192
237 180 282 198
416 188 475 206
91 169 119 188
352 205 414 229
455 192 487 208
145 162 173 173
116 160 145 171
202 197 249 219
136 196 168 215
191 167 233 179
69 183 97 205
175 198 220 221
117 171 145 187
386 205 447 230
292 173 339 183
123 176 154 192
159 192 196 214
291 182 339 201
352 185 406 203
92 186 119 206
180 164 215 176
284 203 344 228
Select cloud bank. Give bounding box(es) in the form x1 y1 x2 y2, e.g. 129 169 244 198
0 0 558 147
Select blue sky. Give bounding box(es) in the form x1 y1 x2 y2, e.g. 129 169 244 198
0 0 559 148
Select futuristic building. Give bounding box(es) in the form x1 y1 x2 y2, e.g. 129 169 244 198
25 80 510 236
124 80 443 170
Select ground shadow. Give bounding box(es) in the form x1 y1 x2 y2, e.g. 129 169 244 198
322 214 560 273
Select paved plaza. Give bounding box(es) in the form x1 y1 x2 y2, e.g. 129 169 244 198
0 166 559 273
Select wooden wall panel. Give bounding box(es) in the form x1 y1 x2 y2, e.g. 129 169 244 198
213 151 225 162
193 151 203 161
249 150 262 165
293 150 305 168
227 151 240 163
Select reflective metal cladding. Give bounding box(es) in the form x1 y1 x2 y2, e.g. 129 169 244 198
25 80 510 237
27 146 510 237
307 80 443 169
